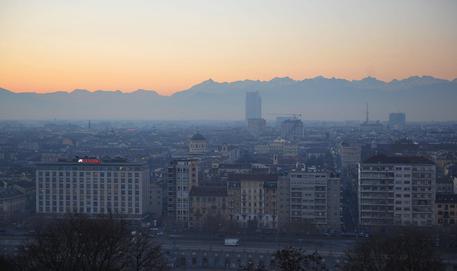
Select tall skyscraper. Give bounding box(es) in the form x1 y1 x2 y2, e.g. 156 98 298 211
358 155 435 227
245 91 262 121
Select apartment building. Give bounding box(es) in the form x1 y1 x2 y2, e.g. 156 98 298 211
358 155 436 227
35 158 150 219
166 158 199 224
189 186 228 229
227 174 279 229
289 170 341 230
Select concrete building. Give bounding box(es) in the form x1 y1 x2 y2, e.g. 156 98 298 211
289 171 341 230
245 91 262 120
358 155 436 227
277 175 290 228
435 194 457 225
149 179 163 219
35 158 150 219
189 133 208 155
166 158 199 225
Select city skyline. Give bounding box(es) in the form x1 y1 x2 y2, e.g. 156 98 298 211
1 0 457 95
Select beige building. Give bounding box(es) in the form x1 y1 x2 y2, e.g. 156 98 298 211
227 174 280 229
35 159 150 219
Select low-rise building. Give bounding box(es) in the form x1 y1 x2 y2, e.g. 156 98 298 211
189 186 228 229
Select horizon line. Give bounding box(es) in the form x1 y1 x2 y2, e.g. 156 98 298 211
1 74 456 96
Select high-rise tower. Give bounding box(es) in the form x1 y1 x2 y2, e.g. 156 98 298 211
245 91 262 121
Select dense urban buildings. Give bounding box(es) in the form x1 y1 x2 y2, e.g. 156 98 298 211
1 119 457 269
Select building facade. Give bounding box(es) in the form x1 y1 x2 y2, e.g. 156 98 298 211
358 155 436 227
35 158 150 219
189 186 228 229
227 174 279 229
166 158 199 225
289 171 341 230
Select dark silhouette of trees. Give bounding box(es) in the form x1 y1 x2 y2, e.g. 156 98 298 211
238 247 327 271
11 215 168 271
274 247 327 271
342 228 444 271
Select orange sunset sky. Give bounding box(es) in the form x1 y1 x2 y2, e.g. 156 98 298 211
1 0 456 95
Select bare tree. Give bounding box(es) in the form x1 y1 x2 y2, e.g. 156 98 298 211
274 247 327 271
12 215 168 271
342 228 443 271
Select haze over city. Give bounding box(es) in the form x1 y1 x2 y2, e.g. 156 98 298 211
1 1 457 271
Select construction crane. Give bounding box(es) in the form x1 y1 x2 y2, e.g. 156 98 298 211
268 113 303 119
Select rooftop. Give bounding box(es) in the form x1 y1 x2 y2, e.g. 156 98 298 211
228 174 278 182
191 133 206 141
363 154 433 165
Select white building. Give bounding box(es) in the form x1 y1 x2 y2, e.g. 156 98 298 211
289 170 341 230
358 155 436 227
35 158 150 219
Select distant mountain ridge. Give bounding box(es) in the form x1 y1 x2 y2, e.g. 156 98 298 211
1 76 456 121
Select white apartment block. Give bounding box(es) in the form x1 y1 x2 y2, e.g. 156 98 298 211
358 155 435 227
289 171 341 230
36 159 150 219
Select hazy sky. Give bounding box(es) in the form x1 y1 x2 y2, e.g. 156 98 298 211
1 0 456 95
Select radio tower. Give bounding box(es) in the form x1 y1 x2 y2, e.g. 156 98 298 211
365 103 369 123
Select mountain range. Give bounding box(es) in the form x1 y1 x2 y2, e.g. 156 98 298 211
1 76 456 121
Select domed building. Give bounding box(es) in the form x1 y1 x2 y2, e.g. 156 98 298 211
189 133 208 155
